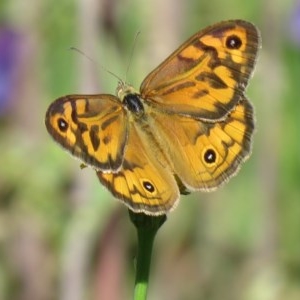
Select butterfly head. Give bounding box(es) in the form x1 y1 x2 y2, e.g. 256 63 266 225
116 81 145 117
116 81 138 102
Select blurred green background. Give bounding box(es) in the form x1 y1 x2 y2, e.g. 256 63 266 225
0 0 300 299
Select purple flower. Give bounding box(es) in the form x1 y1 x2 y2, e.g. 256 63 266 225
289 1 300 46
0 25 20 114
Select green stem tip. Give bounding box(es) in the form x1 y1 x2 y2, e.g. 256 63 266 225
129 210 167 300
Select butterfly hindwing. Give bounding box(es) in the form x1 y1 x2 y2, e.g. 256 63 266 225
97 122 180 215
145 96 254 191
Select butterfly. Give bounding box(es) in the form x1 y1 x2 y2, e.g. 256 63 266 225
45 20 261 216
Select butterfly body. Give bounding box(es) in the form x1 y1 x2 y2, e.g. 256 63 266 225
45 20 260 215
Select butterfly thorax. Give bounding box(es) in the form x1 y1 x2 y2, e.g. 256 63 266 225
117 81 144 117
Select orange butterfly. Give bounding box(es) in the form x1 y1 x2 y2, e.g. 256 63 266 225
45 20 261 215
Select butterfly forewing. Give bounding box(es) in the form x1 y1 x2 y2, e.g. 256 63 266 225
141 20 260 120
45 94 128 171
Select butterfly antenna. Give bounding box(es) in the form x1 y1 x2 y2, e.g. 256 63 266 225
69 46 123 83
124 31 141 83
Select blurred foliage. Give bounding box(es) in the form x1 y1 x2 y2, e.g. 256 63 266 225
0 0 300 299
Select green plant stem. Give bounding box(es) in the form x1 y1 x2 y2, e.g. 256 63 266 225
129 211 166 300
